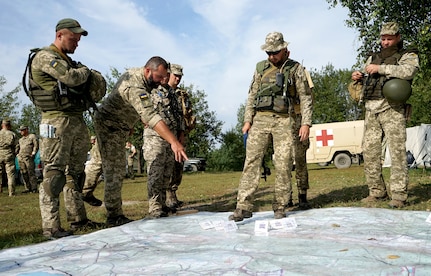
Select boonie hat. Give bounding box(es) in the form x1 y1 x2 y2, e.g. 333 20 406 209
380 22 399 36
56 18 88 36
261 32 289 52
90 136 96 140
2 119 11 124
171 64 184 76
19 125 28 131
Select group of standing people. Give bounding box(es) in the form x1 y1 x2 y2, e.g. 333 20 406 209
22 18 190 239
229 21 419 221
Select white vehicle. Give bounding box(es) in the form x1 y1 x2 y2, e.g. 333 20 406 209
306 120 364 169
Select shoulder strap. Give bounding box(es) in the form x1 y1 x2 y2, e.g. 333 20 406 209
22 48 41 97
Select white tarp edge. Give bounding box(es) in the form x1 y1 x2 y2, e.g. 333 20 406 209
1 207 431 275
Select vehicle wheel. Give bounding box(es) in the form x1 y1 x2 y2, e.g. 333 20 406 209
191 164 198 172
334 153 352 169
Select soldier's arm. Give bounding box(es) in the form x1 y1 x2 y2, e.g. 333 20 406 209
243 70 260 125
378 52 419 80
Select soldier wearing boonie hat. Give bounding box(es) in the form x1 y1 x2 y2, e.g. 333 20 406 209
229 31 313 222
351 21 419 208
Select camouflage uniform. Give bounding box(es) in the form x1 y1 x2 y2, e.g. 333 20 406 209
231 32 313 221
143 83 183 217
0 120 19 196
17 126 39 192
125 142 136 179
93 67 164 224
82 137 103 201
30 25 93 234
360 22 419 206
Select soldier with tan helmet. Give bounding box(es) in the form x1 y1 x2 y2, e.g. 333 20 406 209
229 32 313 222
351 22 419 208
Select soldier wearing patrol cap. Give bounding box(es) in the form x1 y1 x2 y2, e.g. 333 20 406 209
229 32 313 222
17 125 39 193
351 22 419 208
0 119 19 196
29 18 103 239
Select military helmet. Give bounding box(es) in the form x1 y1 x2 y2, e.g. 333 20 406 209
382 78 412 103
88 69 107 102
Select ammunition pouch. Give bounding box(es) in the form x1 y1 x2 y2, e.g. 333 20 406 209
255 84 289 113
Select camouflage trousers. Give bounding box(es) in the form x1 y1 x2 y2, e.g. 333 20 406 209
39 116 89 229
93 112 129 219
291 114 310 196
169 161 184 192
82 161 103 198
363 106 408 201
18 155 38 191
143 133 175 213
0 155 16 196
236 112 294 212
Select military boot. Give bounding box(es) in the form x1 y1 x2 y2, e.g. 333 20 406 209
166 189 183 209
298 192 311 210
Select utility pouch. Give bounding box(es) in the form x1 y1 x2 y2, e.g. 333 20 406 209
255 96 273 111
273 95 288 113
276 72 284 88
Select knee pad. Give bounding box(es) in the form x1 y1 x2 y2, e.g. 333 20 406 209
43 170 66 197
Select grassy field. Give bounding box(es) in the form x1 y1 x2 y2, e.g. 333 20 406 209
1 163 431 249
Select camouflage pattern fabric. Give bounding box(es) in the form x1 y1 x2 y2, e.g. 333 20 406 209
82 140 103 198
18 133 39 191
236 112 294 212
292 114 310 194
39 116 89 229
143 132 175 213
0 128 19 196
362 46 419 202
170 161 184 192
125 143 136 179
93 67 163 219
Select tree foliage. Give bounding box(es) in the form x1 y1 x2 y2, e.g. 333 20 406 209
327 0 431 126
0 76 20 126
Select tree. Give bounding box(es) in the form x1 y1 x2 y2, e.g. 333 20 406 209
310 64 362 123
18 104 41 134
326 0 431 126
0 76 20 126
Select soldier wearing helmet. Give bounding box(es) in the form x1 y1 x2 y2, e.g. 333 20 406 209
351 22 419 208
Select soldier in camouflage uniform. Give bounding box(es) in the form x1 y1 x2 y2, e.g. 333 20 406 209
125 141 137 180
166 64 195 209
17 125 39 193
289 69 314 209
352 22 419 208
82 136 103 206
30 18 103 239
143 64 185 218
93 56 188 226
0 119 19 197
229 32 313 221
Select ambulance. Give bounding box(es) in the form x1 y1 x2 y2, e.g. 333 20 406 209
306 120 364 169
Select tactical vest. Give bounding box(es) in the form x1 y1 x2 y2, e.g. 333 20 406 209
176 89 196 132
151 87 182 132
254 59 299 113
363 44 412 100
22 47 102 112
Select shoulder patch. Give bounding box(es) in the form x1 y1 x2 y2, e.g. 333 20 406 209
140 93 149 100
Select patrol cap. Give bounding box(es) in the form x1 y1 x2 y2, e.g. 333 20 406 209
261 32 289 52
56 18 88 36
171 64 183 76
380 22 399 36
19 125 28 131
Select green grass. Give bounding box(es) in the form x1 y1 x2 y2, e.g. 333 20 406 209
1 163 431 249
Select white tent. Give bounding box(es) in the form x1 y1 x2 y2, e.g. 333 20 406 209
383 123 431 168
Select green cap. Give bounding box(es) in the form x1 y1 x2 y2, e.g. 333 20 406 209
56 18 88 36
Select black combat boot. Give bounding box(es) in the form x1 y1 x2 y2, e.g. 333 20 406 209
298 193 311 210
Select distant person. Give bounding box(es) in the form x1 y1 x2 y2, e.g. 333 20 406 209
0 119 19 197
143 63 184 218
125 141 137 180
351 22 419 208
93 56 188 227
82 136 103 206
289 68 313 209
27 18 104 239
229 32 313 222
17 125 39 194
166 64 195 209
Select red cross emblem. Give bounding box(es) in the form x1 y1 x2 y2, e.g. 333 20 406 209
316 129 334 147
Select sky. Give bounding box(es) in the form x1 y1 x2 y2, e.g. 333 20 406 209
0 0 359 131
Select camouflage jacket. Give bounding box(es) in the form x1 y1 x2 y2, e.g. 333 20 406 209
18 133 39 158
0 129 19 158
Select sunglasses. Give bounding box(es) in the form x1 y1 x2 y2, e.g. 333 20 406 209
266 50 281 56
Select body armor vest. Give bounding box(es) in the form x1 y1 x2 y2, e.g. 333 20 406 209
363 43 409 100
151 87 182 132
254 59 299 113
